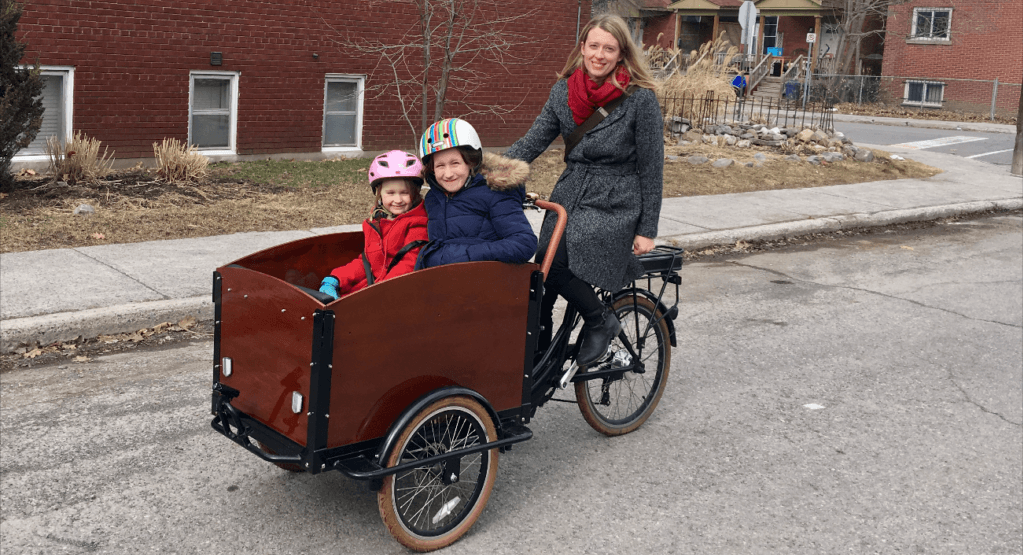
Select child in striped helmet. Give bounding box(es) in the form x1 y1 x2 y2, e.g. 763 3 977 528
414 118 537 269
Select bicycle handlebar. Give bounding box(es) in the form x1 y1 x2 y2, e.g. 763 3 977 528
525 193 567 281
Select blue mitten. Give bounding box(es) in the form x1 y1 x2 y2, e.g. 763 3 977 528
319 276 340 300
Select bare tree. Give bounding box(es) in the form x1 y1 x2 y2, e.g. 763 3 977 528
824 0 908 76
329 0 541 143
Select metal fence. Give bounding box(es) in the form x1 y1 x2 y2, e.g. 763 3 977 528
811 74 1021 121
660 93 835 134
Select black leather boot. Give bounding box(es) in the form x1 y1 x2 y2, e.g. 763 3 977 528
576 309 621 367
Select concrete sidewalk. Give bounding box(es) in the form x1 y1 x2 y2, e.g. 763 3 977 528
2 146 1021 352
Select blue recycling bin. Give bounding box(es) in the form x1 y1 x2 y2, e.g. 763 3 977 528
784 80 800 100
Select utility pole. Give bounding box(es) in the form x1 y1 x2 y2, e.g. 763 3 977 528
1012 87 1022 176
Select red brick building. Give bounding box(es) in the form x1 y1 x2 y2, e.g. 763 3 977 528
880 0 1022 113
14 0 588 165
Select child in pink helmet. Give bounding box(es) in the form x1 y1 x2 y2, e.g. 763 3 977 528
318 150 429 300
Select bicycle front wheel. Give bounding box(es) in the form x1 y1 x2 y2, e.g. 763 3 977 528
377 395 498 552
575 294 671 436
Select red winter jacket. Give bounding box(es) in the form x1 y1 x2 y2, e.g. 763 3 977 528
330 202 429 296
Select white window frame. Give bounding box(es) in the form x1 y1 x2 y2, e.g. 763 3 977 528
322 74 365 153
903 80 945 108
910 7 952 42
13 65 75 161
188 71 239 155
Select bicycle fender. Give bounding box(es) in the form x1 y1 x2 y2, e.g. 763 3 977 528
613 288 677 347
375 385 502 470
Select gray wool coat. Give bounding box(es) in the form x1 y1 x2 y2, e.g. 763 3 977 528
506 78 664 291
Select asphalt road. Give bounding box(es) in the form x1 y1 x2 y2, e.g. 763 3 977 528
834 121 1017 167
2 214 1021 554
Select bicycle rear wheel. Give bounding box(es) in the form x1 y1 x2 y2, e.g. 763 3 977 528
575 295 671 436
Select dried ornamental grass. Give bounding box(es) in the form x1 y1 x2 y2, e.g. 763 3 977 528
154 138 209 182
44 132 116 183
657 33 740 101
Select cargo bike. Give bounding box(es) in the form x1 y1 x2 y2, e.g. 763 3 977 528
210 196 683 551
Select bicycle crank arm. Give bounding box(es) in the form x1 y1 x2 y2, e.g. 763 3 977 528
559 361 580 389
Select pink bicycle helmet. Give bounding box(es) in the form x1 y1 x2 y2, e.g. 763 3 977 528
367 150 424 191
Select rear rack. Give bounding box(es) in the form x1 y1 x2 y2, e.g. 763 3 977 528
638 245 685 277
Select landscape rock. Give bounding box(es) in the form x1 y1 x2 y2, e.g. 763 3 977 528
712 158 734 168
855 149 875 162
751 139 784 147
812 130 830 143
822 152 844 163
807 155 822 166
796 129 815 143
740 133 755 140
73 204 96 216
753 152 767 161
687 155 710 165
681 130 702 143
735 140 751 148
786 154 802 162
666 155 680 162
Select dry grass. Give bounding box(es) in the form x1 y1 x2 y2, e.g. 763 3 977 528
153 138 209 182
44 132 115 184
1 147 942 254
656 33 739 102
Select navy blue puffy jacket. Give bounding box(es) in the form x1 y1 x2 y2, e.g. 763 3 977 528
416 152 538 269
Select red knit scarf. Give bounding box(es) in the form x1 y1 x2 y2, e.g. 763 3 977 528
567 66 631 125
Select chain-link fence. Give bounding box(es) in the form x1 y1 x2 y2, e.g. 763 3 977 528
660 93 835 134
810 75 1021 121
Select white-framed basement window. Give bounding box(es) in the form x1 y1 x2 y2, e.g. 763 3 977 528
14 66 74 159
904 80 945 108
189 71 238 154
322 75 364 152
910 8 952 41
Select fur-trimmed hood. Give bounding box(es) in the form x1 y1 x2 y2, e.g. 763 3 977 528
478 152 529 191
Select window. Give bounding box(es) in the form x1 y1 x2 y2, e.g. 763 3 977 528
16 66 74 158
911 8 951 40
904 80 944 107
323 75 364 150
762 16 779 54
189 72 238 153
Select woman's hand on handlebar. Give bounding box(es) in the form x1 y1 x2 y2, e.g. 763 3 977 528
633 235 655 255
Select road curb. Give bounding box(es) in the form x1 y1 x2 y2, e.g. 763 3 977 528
3 198 1020 353
661 198 1023 251
832 114 1017 135
1 297 212 353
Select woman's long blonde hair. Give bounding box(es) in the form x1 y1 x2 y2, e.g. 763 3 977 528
558 14 657 91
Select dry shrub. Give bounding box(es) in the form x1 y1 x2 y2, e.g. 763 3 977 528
154 138 209 182
657 33 739 101
45 132 115 183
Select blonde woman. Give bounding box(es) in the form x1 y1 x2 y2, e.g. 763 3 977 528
506 14 663 366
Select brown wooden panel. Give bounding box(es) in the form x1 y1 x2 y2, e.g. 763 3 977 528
229 232 364 291
217 265 322 446
326 262 536 447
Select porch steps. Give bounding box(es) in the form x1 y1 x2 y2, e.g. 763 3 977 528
752 76 783 99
